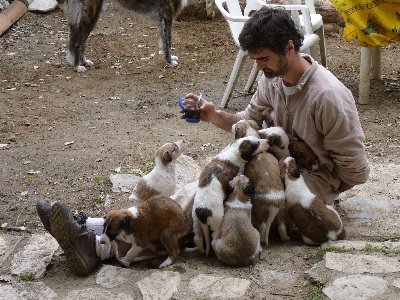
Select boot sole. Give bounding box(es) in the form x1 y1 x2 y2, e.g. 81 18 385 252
50 202 91 276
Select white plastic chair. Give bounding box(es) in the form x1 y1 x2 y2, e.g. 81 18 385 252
288 0 327 68
216 0 320 108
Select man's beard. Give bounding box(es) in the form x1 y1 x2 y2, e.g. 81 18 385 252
263 55 289 79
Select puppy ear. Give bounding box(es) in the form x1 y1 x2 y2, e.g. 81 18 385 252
268 134 284 149
122 215 131 228
239 140 258 161
163 151 173 162
244 183 255 195
285 158 300 179
289 163 301 179
234 126 241 140
226 181 234 195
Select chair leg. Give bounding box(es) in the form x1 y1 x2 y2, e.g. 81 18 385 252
359 47 372 104
309 44 319 64
371 47 381 79
316 26 327 68
220 50 248 108
244 62 260 93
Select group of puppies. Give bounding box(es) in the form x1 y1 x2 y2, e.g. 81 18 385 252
99 120 345 269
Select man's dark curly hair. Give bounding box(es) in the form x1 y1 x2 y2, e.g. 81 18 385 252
238 6 304 55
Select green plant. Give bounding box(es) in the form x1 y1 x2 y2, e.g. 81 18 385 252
361 243 400 256
305 278 326 300
92 194 102 203
20 273 35 281
143 156 155 174
16 197 27 203
129 170 142 176
93 176 111 185
308 246 348 262
26 174 35 180
37 38 47 45
364 136 373 142
66 179 74 186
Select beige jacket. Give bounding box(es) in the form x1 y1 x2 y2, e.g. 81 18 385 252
238 55 370 203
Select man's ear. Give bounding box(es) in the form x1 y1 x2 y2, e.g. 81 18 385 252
286 40 295 54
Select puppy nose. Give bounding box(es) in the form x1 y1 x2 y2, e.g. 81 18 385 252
100 241 105 244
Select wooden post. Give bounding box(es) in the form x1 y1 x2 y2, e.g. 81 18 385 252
0 0 28 36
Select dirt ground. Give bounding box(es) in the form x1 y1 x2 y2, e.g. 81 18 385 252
0 1 399 298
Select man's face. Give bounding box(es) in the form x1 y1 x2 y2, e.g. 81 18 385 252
248 48 289 79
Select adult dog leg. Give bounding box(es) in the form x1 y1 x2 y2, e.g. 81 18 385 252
159 15 178 67
66 0 103 72
205 0 215 20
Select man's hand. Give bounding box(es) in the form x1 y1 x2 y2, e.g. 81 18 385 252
183 93 241 131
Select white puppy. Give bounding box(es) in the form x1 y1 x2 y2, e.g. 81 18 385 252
129 140 186 202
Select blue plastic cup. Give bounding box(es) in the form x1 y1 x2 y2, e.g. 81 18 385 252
178 97 201 123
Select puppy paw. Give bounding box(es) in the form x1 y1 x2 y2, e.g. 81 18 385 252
118 257 131 267
281 235 291 242
159 256 173 268
183 247 198 253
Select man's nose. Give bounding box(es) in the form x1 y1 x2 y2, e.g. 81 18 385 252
255 60 266 70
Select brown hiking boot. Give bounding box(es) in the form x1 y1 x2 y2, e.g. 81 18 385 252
36 199 52 233
50 201 100 276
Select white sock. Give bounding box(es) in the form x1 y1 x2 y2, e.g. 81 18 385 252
95 235 115 261
86 217 104 236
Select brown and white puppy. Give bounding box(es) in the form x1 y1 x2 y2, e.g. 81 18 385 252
100 194 192 268
211 175 262 267
233 121 289 245
65 0 187 72
259 126 319 171
287 134 319 171
258 127 290 161
232 119 260 139
279 157 345 245
192 136 269 256
129 140 186 202
244 151 290 246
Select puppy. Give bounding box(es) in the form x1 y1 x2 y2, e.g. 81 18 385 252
244 150 290 246
232 119 260 139
259 127 319 171
258 127 290 160
279 157 345 245
211 175 261 267
129 140 186 202
192 136 269 256
65 0 187 72
100 194 192 268
233 122 288 245
287 134 319 171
